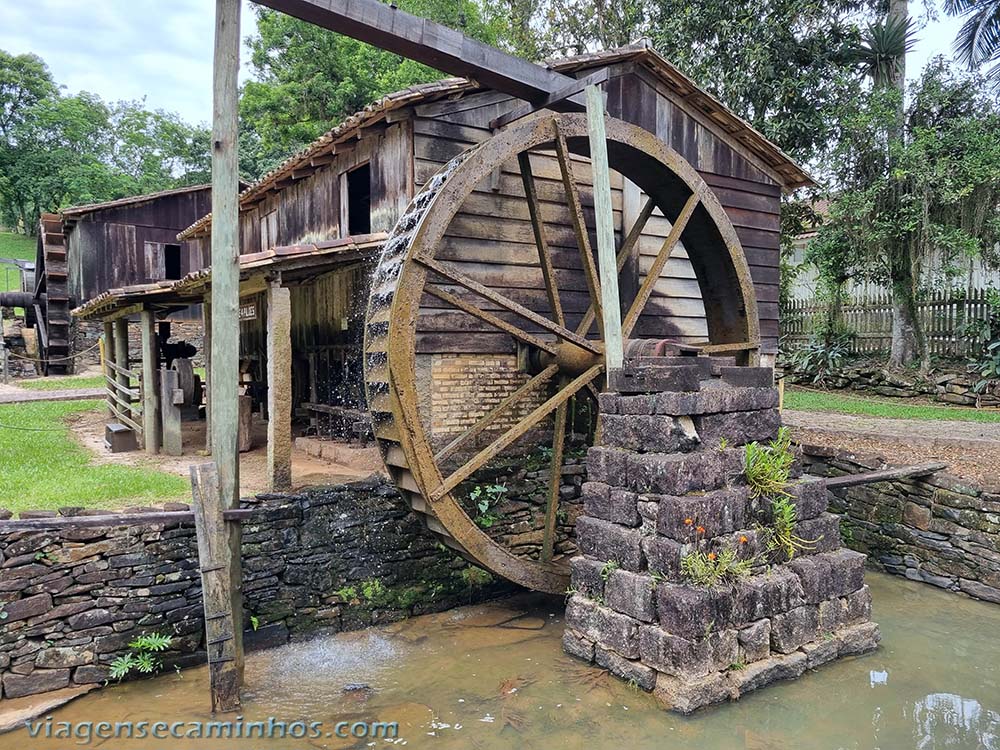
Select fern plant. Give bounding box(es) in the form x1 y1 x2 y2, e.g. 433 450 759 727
108 633 173 682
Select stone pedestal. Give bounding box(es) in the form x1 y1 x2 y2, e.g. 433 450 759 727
564 361 879 714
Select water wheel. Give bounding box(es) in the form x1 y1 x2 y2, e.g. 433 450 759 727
364 112 759 593
35 214 72 375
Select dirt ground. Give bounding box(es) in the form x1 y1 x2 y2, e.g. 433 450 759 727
786 411 1000 490
69 410 382 503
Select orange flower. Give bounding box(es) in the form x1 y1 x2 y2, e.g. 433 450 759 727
684 518 693 526
707 552 717 561
739 535 749 544
696 525 705 534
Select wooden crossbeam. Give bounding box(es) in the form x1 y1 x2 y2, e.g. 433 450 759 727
256 0 585 107
825 462 947 489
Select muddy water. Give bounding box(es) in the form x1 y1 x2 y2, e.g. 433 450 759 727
3 572 998 750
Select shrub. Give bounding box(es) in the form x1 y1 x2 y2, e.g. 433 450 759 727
745 427 795 500
785 331 853 384
680 547 753 587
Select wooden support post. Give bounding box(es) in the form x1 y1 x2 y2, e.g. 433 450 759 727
160 368 183 456
210 0 242 509
585 84 624 379
140 309 160 454
102 321 116 418
266 280 292 491
114 318 130 420
190 462 243 713
203 299 212 443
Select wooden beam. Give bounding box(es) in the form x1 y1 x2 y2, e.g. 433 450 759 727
825 462 947 490
102 321 115 419
255 0 584 107
0 507 259 532
266 281 292 491
191 462 243 713
113 318 131 423
585 84 624 377
492 67 610 129
160 368 183 456
211 0 242 511
140 309 160 454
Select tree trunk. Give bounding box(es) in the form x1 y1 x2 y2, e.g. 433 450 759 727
888 250 925 369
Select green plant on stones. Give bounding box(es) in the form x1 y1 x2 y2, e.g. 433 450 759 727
108 633 173 682
680 546 753 587
460 565 493 588
334 585 359 603
600 560 620 581
249 615 260 632
745 427 795 500
469 483 508 528
758 495 819 561
360 578 388 605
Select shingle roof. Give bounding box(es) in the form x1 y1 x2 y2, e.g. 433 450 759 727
178 44 814 241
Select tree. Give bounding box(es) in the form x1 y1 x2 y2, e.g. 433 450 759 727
645 0 880 163
945 0 1000 89
0 50 56 140
807 59 1000 369
240 0 505 177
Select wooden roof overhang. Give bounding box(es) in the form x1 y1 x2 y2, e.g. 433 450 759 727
73 233 387 321
177 44 816 243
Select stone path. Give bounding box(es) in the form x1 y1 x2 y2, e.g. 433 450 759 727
783 409 1000 447
0 383 104 405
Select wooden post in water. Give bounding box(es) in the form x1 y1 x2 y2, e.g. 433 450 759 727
192 0 244 712
585 84 624 380
191 462 242 713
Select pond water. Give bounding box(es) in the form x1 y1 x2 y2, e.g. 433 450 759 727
3 572 998 750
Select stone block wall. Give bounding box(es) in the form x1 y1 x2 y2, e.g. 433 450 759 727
563 372 880 714
802 445 1000 604
0 477 510 700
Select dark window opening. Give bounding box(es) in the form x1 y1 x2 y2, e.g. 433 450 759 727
347 163 371 235
164 244 182 280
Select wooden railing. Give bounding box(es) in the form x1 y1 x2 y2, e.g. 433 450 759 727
782 288 995 357
104 358 143 436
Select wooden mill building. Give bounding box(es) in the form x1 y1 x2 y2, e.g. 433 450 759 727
73 42 811 492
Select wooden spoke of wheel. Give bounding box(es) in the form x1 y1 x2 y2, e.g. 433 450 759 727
429 364 603 502
518 152 565 328
576 196 657 337
425 284 557 356
541 383 568 563
553 120 604 339
417 255 602 355
435 363 559 462
621 190 702 339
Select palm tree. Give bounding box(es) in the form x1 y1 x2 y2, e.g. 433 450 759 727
945 0 1000 89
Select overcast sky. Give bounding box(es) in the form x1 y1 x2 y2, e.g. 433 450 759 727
0 1 969 126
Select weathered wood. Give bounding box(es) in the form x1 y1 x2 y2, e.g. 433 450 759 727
0 507 259 532
102 321 116 418
517 153 564 327
203 299 212 441
825 462 947 489
492 67 610 129
255 0 583 108
160 368 183 456
211 0 242 508
541 390 567 562
237 394 253 453
266 281 292 491
113 317 131 421
139 309 160 454
190 461 243 713
585 84 624 377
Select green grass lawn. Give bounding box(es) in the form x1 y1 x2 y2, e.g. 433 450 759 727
0 230 35 293
784 387 1000 423
0 399 189 513
17 374 107 391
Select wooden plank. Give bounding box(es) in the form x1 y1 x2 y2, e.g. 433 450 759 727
139 309 160 454
0 507 260 532
825 462 947 489
190 461 243 713
517 153 564 327
586 84 624 376
211 0 242 510
255 0 584 107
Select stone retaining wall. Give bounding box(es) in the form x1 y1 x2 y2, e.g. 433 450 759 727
0 477 509 700
802 446 1000 605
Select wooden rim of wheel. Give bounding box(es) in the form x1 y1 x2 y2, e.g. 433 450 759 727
364 113 759 593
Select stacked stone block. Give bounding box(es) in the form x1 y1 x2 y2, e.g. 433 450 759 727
563 364 880 713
